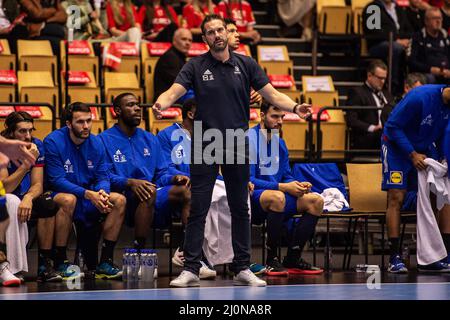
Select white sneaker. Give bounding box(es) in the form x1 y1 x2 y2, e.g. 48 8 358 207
170 270 200 287
199 261 217 280
233 269 267 287
0 262 21 287
172 248 185 267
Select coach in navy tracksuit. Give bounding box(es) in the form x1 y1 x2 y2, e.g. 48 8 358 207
382 84 450 273
152 14 312 287
99 93 191 252
45 103 126 279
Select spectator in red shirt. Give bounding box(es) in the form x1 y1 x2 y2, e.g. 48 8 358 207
106 0 141 44
139 0 179 42
182 0 218 39
217 0 260 44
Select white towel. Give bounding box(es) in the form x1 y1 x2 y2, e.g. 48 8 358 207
202 180 251 267
416 158 449 265
5 194 28 274
320 187 349 212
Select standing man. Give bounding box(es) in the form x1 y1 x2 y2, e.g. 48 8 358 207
152 14 311 287
382 84 450 272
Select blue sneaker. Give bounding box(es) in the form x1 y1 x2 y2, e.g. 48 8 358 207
56 261 83 280
418 261 450 273
95 259 123 280
249 263 267 275
388 255 408 273
441 255 450 264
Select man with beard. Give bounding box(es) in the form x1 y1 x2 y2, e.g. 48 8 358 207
249 101 323 276
225 18 262 106
0 112 63 282
153 14 312 287
44 102 126 280
99 93 191 257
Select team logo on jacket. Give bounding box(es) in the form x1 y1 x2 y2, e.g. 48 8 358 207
87 160 94 169
234 66 241 74
175 145 185 159
113 149 127 163
64 159 74 173
389 171 403 184
420 114 433 126
202 69 214 81
143 148 151 157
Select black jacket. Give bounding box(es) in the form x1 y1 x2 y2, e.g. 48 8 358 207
345 84 394 149
363 0 414 49
409 28 450 73
154 46 187 102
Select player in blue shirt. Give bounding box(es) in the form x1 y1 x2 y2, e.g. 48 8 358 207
249 101 324 276
45 103 126 280
99 93 190 255
0 112 62 283
382 84 450 273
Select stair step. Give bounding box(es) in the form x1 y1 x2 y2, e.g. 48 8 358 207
262 37 312 52
255 25 280 38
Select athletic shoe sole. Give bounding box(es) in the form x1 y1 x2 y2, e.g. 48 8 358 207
37 275 63 283
417 268 450 273
169 281 200 287
61 273 84 281
95 273 123 280
287 268 324 275
1 279 21 287
233 280 267 286
266 270 289 276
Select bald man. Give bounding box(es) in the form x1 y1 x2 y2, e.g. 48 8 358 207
154 28 193 101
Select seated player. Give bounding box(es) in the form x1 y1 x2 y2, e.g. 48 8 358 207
45 102 126 280
0 112 62 282
99 93 191 259
249 101 324 275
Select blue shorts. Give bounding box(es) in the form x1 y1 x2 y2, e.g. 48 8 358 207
250 189 297 225
381 140 437 191
50 192 100 227
125 186 179 229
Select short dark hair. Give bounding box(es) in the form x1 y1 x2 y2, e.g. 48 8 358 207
113 92 136 113
260 100 280 114
1 111 34 139
182 98 196 119
64 102 91 122
367 59 388 74
201 14 226 35
224 18 237 26
405 72 426 87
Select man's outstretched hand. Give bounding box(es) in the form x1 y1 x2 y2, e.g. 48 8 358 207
0 137 35 168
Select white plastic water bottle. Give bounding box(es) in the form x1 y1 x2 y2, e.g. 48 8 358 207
128 249 138 281
122 249 129 281
141 250 155 282
152 250 158 279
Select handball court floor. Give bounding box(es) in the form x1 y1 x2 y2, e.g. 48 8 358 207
2 257 450 300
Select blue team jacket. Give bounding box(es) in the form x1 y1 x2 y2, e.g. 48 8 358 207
157 123 191 177
44 127 110 198
249 124 295 190
384 84 450 156
99 124 173 191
